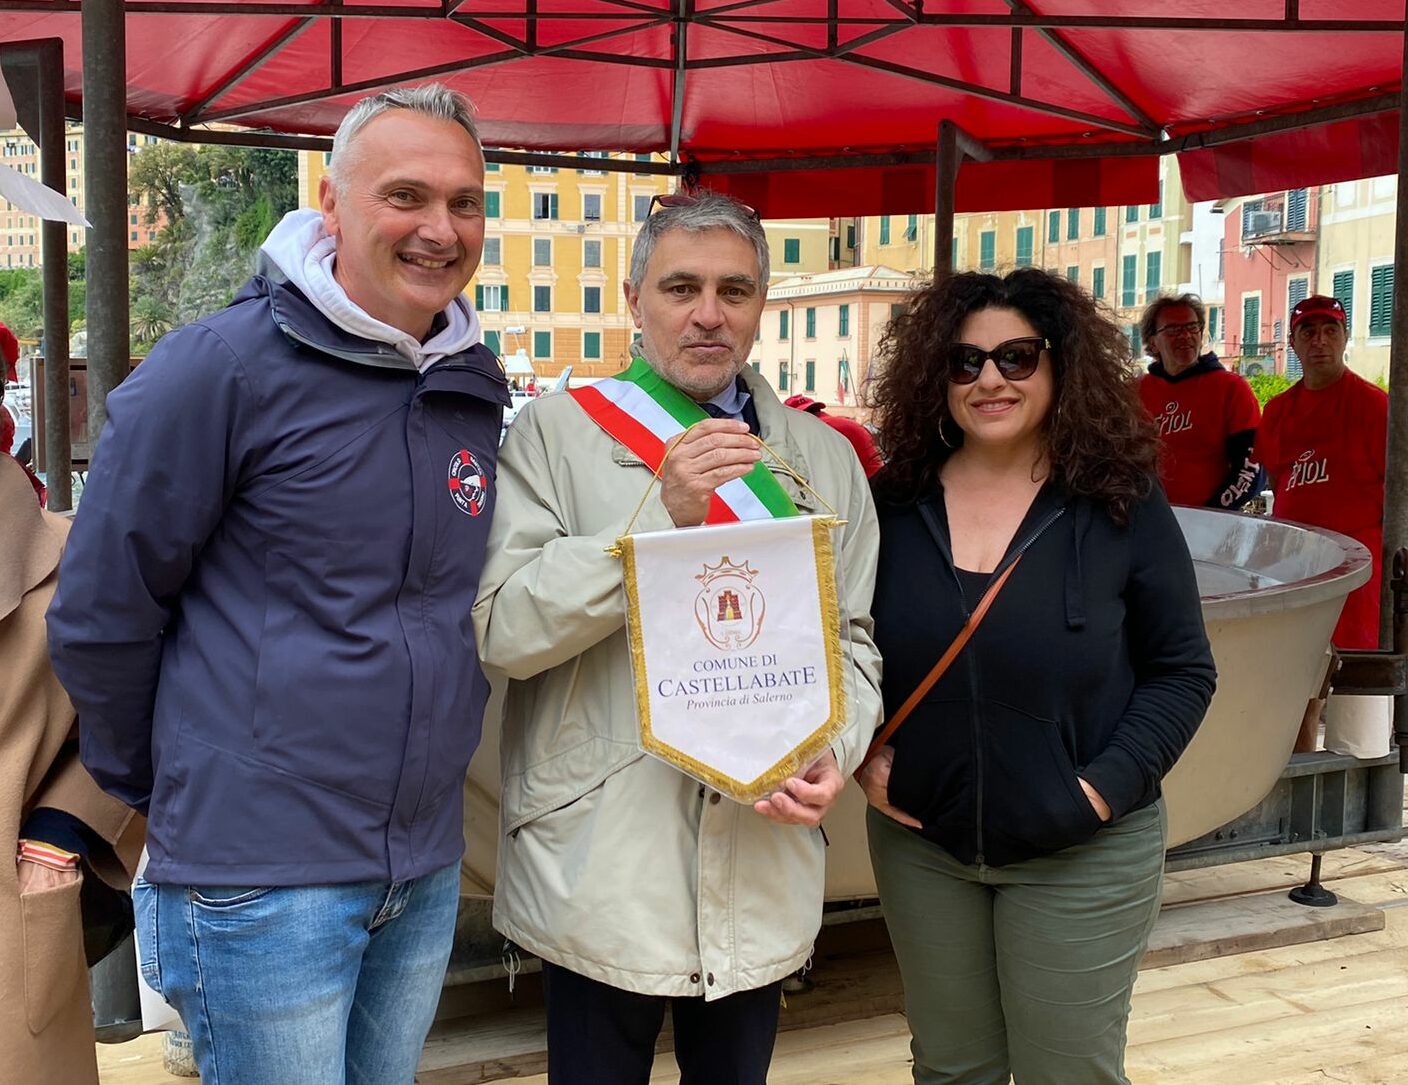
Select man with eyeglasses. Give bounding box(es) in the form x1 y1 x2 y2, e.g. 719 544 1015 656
1137 293 1264 509
474 191 882 1083
1256 294 1387 652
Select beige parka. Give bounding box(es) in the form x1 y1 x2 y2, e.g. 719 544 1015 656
0 457 144 1085
473 368 882 999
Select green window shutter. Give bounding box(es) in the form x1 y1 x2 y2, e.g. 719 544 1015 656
483 329 500 354
1370 265 1394 336
1066 265 1078 284
550 194 559 219
583 332 601 359
1149 182 1163 219
846 225 855 248
1093 207 1106 236
1121 255 1136 306
1125 205 1139 223
784 238 800 264
1092 266 1105 300
1048 212 1060 244
1145 251 1161 295
1015 226 1033 266
779 310 789 340
1242 296 1260 350
502 285 508 310
1286 278 1310 379
839 304 850 336
1207 307 1219 343
485 191 500 218
1129 324 1142 355
979 231 995 269
533 330 551 357
1286 188 1309 232
905 214 917 241
952 237 958 268
475 285 484 309
879 216 891 245
778 363 789 391
1332 270 1355 333
805 308 816 337
1066 208 1079 240
805 361 815 391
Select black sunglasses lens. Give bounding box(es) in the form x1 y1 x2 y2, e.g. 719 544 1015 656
994 342 1041 379
948 346 985 384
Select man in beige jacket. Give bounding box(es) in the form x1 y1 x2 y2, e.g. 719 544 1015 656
1 456 144 1085
473 192 882 1083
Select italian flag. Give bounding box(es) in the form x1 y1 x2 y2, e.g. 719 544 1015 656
570 357 799 523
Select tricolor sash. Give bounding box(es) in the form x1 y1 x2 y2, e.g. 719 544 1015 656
570 357 799 523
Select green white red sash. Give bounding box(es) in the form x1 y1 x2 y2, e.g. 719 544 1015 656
570 357 799 524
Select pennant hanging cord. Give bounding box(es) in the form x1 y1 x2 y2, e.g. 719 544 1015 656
619 422 843 540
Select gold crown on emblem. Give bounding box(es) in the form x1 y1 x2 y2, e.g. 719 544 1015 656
696 556 760 587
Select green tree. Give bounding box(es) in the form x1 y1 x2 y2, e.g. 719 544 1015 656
127 142 201 224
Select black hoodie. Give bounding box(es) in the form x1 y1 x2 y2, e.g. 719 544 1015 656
872 482 1216 866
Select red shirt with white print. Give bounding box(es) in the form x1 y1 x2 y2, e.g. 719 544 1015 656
1139 357 1261 506
1256 370 1388 648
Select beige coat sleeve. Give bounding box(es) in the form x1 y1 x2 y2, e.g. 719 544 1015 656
473 404 677 681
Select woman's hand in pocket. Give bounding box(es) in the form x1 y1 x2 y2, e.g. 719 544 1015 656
858 747 921 828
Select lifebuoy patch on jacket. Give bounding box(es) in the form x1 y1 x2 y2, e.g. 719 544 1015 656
448 449 488 516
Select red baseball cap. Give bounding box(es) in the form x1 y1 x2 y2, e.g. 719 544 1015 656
784 394 825 413
1289 295 1346 335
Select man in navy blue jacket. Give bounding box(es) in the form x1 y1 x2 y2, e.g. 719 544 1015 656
47 85 506 1085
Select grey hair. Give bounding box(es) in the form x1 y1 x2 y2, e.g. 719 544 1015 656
628 191 769 289
1140 292 1206 358
328 84 481 190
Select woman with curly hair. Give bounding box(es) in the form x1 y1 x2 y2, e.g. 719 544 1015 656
859 268 1216 1085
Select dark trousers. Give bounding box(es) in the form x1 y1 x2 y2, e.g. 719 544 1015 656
542 961 783 1085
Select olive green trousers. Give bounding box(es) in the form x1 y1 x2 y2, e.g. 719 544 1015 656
867 801 1165 1085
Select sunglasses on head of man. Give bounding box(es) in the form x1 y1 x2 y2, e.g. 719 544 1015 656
648 192 761 222
947 337 1049 386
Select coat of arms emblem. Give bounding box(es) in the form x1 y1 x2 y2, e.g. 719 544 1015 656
693 556 765 651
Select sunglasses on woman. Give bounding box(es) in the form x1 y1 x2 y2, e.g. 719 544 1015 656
947 337 1049 385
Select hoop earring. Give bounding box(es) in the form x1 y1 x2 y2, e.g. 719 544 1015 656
938 416 956 449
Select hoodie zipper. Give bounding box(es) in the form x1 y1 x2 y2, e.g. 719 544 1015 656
957 503 1067 867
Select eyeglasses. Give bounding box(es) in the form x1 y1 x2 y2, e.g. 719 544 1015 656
648 192 760 222
1154 320 1203 339
948 337 1049 385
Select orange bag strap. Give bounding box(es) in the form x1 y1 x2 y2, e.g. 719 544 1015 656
854 556 1022 782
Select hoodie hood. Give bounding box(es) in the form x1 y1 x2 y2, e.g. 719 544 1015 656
257 208 482 373
1147 351 1224 384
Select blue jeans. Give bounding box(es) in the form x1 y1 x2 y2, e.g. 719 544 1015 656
134 863 459 1085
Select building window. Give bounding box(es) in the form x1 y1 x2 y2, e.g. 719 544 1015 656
1067 208 1079 240
584 286 601 314
529 165 559 174
1286 277 1310 376
904 214 917 242
1092 266 1105 300
1145 251 1161 297
838 304 850 337
1332 269 1355 333
846 224 856 249
778 362 789 391
979 230 995 270
1048 212 1060 244
1242 295 1261 350
783 238 801 264
483 237 501 265
1125 205 1139 223
1149 182 1163 219
1015 226 1033 267
1121 254 1137 307
1207 307 1219 344
1066 265 1079 284
1285 188 1309 232
1129 324 1142 355
752 361 761 372
533 330 552 358
879 216 890 245
804 360 816 392
485 161 500 172
579 151 608 176
1093 207 1107 236
1370 264 1395 337
583 192 602 221
532 192 559 220
583 331 601 359
477 284 507 312
584 239 601 268
130 213 137 225
779 310 790 340
533 285 552 312
829 236 840 262
804 307 816 338
533 237 551 266
633 194 652 221
483 329 501 354
130 230 138 241
485 191 501 218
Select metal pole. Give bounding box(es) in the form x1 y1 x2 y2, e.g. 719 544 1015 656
934 120 959 276
1382 26 1408 649
35 40 70 510
82 0 131 446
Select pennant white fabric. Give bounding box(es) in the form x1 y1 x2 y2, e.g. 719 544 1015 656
0 162 90 227
620 515 846 803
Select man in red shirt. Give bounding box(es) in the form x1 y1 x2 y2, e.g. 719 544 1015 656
0 321 17 386
783 394 883 478
1256 294 1387 651
1137 293 1263 508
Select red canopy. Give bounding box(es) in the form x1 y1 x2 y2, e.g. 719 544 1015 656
0 1 1403 214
